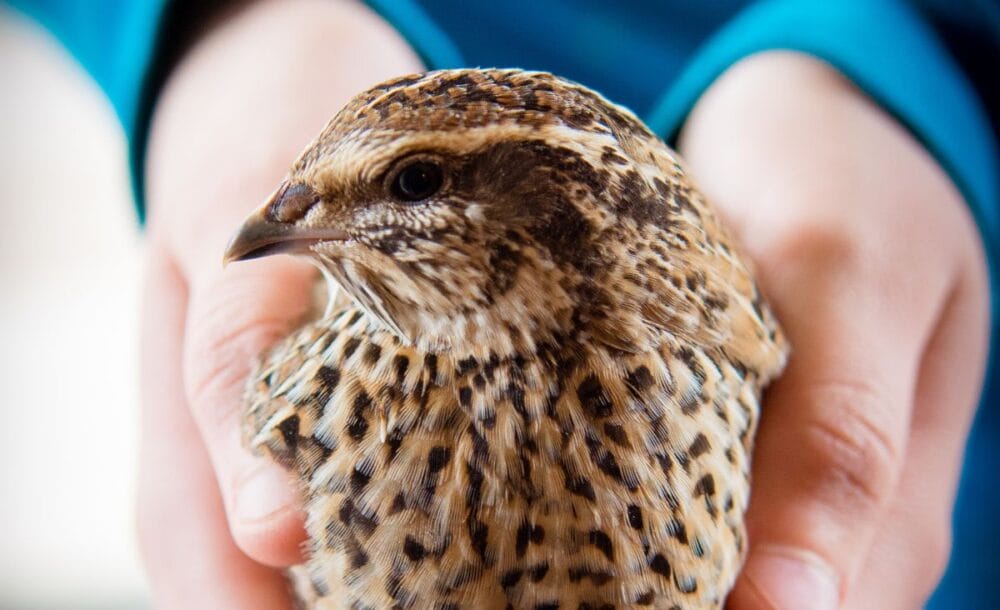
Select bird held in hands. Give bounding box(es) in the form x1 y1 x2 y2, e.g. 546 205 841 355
224 68 788 610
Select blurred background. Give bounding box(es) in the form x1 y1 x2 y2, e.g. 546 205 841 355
0 6 151 608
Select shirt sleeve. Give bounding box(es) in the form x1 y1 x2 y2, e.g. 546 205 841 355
644 0 999 325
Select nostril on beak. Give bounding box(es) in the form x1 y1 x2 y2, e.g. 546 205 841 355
268 182 321 223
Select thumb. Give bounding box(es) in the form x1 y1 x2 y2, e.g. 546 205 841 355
730 343 910 609
182 255 316 566
727 261 943 609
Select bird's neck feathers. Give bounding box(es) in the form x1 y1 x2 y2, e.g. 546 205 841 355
313 244 578 358
314 231 674 363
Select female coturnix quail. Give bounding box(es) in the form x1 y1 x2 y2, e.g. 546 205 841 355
225 69 788 610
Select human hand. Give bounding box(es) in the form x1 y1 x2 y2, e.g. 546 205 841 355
136 1 421 606
678 52 990 609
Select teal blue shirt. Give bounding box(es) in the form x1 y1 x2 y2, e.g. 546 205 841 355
7 0 998 605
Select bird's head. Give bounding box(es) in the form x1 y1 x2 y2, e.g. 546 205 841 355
225 69 675 354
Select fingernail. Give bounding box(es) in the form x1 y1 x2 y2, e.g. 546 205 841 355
234 464 298 523
741 546 840 610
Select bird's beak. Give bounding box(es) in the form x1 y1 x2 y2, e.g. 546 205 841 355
223 183 349 265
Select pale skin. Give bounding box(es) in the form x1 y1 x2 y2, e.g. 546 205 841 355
138 1 990 608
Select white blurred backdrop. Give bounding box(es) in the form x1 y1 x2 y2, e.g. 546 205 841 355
0 6 151 608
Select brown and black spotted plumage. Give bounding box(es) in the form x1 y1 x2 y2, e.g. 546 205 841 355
225 69 788 610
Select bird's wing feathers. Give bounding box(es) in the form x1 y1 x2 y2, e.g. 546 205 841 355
629 150 787 383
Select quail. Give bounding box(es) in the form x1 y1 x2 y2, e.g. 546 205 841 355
224 69 788 609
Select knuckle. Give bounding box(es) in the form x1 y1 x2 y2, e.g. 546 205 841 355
796 380 904 513
764 219 878 284
135 491 171 579
916 518 953 586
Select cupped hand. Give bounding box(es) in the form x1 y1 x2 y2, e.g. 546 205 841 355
678 52 990 609
136 1 421 607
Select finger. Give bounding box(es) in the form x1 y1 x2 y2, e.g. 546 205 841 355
141 0 426 572
137 244 294 608
845 262 989 608
727 246 953 610
181 254 316 566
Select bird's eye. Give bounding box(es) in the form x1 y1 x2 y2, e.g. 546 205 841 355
391 161 443 202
